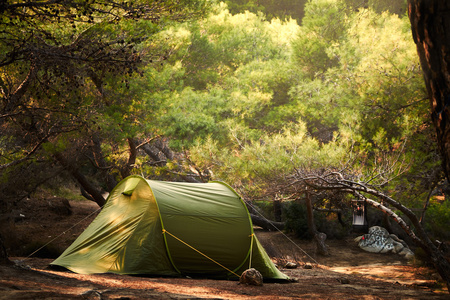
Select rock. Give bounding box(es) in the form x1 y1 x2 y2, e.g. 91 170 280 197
239 268 263 286
48 197 72 216
13 260 31 270
303 263 313 269
399 247 415 260
284 262 298 269
355 226 414 259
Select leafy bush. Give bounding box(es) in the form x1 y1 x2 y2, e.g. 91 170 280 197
252 200 276 220
283 200 351 239
424 200 450 241
282 201 312 239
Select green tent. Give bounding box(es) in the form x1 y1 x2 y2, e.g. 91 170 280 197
51 175 288 280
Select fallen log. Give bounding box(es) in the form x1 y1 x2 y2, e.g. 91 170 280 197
250 213 285 231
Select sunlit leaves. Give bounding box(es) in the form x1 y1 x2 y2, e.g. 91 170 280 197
150 4 302 149
289 3 427 148
0 0 210 197
292 0 348 76
190 121 348 194
153 1 434 202
158 87 229 149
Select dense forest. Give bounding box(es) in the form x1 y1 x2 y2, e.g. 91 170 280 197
1 0 450 290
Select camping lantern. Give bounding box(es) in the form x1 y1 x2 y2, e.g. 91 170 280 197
352 199 368 232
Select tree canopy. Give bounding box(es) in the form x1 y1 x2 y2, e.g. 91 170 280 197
0 0 209 205
0 0 438 218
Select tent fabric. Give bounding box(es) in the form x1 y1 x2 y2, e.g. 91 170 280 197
51 175 288 280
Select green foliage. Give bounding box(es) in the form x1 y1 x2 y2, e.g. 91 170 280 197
158 87 229 150
151 4 302 151
189 121 349 196
424 200 450 241
146 2 431 208
0 0 210 202
225 0 307 23
283 200 350 239
290 5 427 171
292 0 348 76
283 201 312 239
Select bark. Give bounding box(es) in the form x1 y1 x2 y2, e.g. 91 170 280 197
142 143 163 163
91 135 117 191
407 6 450 289
140 137 172 167
54 152 106 207
3 62 36 113
273 200 282 222
305 190 329 256
408 0 450 181
120 138 137 178
154 138 174 160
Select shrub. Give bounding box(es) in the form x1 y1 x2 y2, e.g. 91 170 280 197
424 200 450 241
283 200 350 239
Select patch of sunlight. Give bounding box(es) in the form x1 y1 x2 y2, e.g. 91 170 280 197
78 247 91 254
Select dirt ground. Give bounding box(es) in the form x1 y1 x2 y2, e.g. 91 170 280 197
0 196 449 299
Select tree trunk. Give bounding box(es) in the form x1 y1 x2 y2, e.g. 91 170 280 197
273 200 282 222
54 152 106 207
0 234 12 265
408 0 450 181
305 190 329 256
91 135 117 191
245 201 285 231
120 138 137 178
249 213 285 231
408 1 450 292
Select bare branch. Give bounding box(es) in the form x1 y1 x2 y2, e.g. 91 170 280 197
3 62 37 112
2 0 64 11
136 135 162 150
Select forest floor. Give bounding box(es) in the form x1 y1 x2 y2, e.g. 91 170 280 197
0 196 449 299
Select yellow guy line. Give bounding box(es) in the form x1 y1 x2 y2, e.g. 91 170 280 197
162 229 240 278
